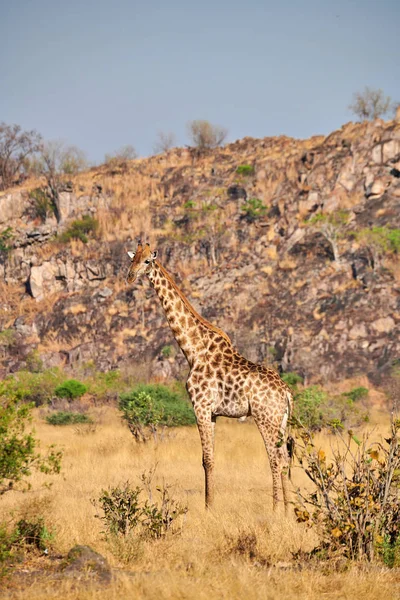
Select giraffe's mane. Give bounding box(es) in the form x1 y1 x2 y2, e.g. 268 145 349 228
156 261 232 345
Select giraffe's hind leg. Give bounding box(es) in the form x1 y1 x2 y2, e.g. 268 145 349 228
253 417 290 512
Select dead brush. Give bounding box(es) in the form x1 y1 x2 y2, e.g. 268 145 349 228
293 414 400 565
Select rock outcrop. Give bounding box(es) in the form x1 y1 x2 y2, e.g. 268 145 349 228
1 118 399 385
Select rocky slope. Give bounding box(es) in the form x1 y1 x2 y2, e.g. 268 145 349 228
1 118 400 386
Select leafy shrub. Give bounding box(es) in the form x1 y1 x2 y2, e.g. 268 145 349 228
294 418 400 563
281 372 304 389
58 216 98 244
85 369 123 402
45 411 92 426
161 345 173 358
93 469 187 545
236 164 254 175
241 198 267 222
293 385 366 432
0 397 62 495
356 227 400 269
54 379 87 399
119 384 195 442
0 369 64 407
343 387 369 402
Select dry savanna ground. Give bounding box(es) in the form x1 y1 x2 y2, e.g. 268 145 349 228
1 408 400 600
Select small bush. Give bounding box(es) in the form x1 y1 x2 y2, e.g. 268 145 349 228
187 120 227 150
281 372 304 389
93 469 187 547
343 387 369 402
0 227 13 257
54 379 88 399
15 517 54 552
46 411 92 426
58 216 98 244
236 164 254 175
161 345 173 358
241 198 267 222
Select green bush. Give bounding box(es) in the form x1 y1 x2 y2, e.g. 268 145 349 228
236 164 254 175
46 411 92 426
161 345 173 358
58 216 98 244
241 198 267 222
54 379 88 399
293 386 366 432
119 384 195 442
343 386 369 402
0 397 62 496
0 369 64 407
281 372 304 389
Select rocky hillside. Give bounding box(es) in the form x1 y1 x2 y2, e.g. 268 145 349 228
1 118 400 387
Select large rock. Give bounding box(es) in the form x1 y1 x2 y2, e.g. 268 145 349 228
0 191 26 224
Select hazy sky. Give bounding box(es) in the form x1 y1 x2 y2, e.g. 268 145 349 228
1 0 399 163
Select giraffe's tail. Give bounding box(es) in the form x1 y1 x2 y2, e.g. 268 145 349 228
285 391 295 481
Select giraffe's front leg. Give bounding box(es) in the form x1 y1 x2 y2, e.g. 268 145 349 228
196 415 216 509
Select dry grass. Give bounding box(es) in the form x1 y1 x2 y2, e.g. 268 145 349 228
1 409 399 599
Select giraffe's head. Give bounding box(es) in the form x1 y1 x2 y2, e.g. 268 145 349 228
126 241 157 284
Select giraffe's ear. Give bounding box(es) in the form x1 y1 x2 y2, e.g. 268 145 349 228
127 251 135 260
151 251 158 261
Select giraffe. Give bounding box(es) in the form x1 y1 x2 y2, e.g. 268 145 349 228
126 241 293 511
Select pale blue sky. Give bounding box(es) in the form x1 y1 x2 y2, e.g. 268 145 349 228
1 0 399 163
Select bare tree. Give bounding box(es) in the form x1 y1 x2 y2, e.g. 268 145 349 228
0 123 42 190
104 144 137 165
38 141 88 223
187 120 227 151
349 87 392 121
153 131 176 154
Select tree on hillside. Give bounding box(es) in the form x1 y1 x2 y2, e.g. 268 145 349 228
153 131 176 154
187 120 227 151
37 141 88 223
349 87 393 121
104 144 137 166
0 123 42 190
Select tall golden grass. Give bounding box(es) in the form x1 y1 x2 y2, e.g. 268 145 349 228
1 408 398 599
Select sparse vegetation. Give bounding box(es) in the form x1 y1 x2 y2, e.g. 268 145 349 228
236 164 254 175
58 216 98 244
46 411 92 426
356 226 400 270
105 145 137 166
349 87 394 121
306 210 351 262
153 131 176 154
28 188 54 223
241 197 267 222
0 227 13 259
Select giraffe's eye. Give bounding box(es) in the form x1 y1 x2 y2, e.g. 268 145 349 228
144 259 151 264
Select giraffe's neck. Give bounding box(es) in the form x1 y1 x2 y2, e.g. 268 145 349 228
147 261 231 366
